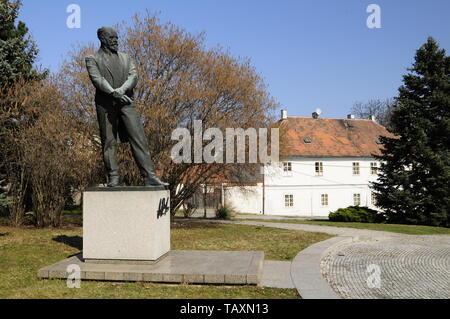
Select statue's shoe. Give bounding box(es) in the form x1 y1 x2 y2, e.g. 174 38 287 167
107 176 119 187
144 175 169 187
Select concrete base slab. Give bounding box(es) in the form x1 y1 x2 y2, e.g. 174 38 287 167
261 261 295 288
84 252 169 265
38 250 264 285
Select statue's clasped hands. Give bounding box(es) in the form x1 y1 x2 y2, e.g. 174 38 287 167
112 89 133 106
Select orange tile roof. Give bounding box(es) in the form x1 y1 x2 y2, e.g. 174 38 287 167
279 117 395 157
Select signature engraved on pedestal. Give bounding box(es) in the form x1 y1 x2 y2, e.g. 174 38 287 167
157 198 170 219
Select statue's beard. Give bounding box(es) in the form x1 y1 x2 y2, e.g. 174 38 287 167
101 41 118 53
108 44 118 53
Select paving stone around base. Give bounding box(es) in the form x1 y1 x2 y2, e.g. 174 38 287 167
38 250 264 285
190 220 450 299
321 236 450 299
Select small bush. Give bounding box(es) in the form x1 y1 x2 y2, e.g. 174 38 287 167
329 206 386 223
216 206 233 220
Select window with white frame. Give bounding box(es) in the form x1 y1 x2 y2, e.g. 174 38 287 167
371 192 377 206
315 162 323 176
284 194 294 207
352 162 360 176
283 162 292 173
281 162 293 177
371 162 378 175
353 193 361 206
321 194 329 206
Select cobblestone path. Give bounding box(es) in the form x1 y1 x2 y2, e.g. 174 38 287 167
321 236 450 299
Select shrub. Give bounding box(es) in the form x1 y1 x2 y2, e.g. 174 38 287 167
329 206 386 223
216 206 233 220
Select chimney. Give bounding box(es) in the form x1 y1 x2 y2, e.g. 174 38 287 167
347 114 355 119
370 115 377 122
312 108 322 119
281 109 288 120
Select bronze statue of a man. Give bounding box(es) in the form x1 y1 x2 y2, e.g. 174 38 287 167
86 27 167 187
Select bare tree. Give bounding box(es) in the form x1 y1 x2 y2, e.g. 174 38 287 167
57 11 278 216
1 77 102 227
351 98 395 127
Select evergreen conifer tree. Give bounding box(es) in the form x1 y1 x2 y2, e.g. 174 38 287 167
0 0 41 86
373 37 450 227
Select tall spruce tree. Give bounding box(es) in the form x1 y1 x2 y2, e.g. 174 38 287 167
372 37 450 227
0 0 40 86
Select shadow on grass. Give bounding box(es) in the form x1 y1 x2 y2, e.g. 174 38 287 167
0 232 8 237
53 235 82 250
51 221 220 249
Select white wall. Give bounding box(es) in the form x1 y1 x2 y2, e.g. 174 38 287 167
224 184 262 214
263 157 379 216
225 157 381 216
264 184 374 216
264 157 379 187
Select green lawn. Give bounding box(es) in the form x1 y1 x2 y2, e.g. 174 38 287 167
0 220 331 299
171 221 331 260
238 218 450 235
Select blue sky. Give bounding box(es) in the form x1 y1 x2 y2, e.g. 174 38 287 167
19 0 450 118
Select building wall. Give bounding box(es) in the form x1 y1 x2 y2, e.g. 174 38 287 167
264 157 379 216
224 185 262 214
225 157 380 216
264 184 374 216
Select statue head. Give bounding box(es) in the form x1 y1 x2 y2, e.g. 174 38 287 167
97 27 118 53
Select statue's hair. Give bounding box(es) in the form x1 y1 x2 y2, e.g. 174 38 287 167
97 27 117 40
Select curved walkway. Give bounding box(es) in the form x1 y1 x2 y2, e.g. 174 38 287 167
290 236 352 299
209 220 401 238
193 219 450 299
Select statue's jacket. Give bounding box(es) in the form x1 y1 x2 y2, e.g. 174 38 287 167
85 49 139 143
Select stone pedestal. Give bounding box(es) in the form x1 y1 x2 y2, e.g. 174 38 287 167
83 186 170 262
39 186 265 286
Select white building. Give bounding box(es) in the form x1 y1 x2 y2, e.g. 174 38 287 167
224 111 394 217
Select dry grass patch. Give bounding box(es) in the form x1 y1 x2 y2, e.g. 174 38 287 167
171 221 332 261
